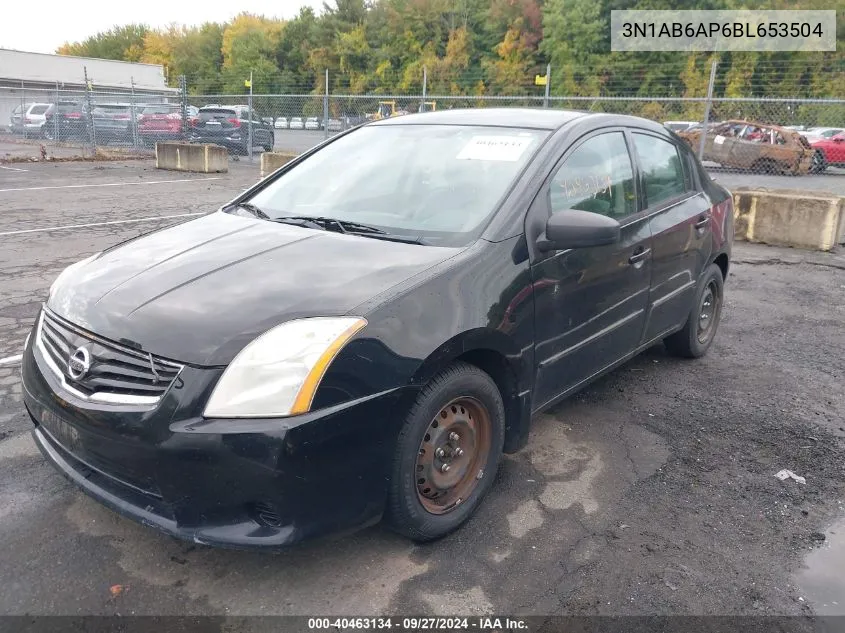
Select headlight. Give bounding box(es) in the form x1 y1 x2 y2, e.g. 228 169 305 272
203 317 367 418
48 252 101 299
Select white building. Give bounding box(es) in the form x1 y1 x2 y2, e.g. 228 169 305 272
0 48 177 129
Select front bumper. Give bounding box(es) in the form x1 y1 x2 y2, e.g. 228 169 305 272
21 329 413 549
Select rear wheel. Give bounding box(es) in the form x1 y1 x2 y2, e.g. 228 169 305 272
263 132 274 152
386 362 505 542
664 263 724 359
810 150 827 173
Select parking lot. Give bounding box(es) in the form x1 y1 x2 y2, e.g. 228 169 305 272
0 159 844 620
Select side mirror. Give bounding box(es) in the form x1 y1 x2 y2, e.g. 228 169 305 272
537 210 621 252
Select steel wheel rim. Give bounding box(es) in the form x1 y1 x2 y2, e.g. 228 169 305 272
415 397 492 515
697 281 720 344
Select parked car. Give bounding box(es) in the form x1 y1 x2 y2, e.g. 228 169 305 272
677 119 815 174
9 102 51 136
663 120 697 132
305 117 321 130
274 117 288 129
809 132 845 172
189 105 274 154
289 116 304 130
42 101 91 141
23 108 733 549
138 104 199 145
802 127 844 142
327 118 343 132
89 103 138 144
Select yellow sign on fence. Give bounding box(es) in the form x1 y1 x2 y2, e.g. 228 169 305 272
534 74 547 86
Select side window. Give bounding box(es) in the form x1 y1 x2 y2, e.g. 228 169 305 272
632 134 687 208
548 132 636 219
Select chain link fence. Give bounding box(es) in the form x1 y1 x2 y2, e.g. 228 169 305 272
3 73 843 175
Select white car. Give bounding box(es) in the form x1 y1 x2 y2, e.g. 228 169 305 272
802 127 844 141
305 117 320 130
10 102 51 136
327 118 342 132
274 117 288 129
289 117 304 130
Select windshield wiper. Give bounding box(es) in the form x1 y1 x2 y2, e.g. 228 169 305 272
272 215 388 235
228 202 269 219
268 215 428 245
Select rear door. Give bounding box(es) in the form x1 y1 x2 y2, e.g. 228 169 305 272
529 128 652 410
631 129 713 342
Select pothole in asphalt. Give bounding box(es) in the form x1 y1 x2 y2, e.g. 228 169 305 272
796 514 845 614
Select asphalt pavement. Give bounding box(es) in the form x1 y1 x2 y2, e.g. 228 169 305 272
0 160 844 621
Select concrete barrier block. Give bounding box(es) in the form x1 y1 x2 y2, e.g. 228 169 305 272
260 152 298 178
732 189 845 252
155 142 228 173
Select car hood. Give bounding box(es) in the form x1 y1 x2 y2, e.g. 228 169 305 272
47 211 461 366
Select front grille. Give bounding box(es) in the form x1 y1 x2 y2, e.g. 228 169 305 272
37 308 182 405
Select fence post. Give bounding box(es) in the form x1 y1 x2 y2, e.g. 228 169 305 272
323 69 329 140
130 76 138 149
698 59 718 161
54 80 60 145
422 66 427 111
178 75 188 141
83 66 95 153
543 64 551 108
248 70 254 162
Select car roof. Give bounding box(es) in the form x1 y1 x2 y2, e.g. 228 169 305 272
367 107 672 133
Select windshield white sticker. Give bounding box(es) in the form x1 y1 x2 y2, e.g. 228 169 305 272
714 135 726 145
456 136 533 162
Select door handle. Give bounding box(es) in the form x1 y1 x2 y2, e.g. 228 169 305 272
628 247 651 265
695 215 711 230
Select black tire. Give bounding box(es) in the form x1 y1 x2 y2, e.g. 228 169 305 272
810 150 827 174
386 361 505 542
263 133 274 152
664 263 725 359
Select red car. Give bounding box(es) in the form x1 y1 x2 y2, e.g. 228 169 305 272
138 104 198 145
811 132 845 172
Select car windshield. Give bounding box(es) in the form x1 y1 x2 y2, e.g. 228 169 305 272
245 124 548 247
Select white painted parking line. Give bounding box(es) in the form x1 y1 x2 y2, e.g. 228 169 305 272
0 165 29 172
0 177 221 193
0 212 206 237
0 354 22 366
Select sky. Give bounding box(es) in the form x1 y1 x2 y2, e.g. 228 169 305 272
1 0 325 54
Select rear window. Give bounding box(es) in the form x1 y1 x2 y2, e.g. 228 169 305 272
143 105 178 115
200 108 237 120
95 105 131 112
57 103 83 112
30 105 49 115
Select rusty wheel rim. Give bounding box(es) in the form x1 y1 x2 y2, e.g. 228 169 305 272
415 397 492 515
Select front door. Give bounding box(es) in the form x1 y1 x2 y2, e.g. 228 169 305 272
529 130 652 411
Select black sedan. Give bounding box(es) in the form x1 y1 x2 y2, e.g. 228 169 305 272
21 108 734 549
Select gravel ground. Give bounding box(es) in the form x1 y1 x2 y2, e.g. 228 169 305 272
0 160 843 622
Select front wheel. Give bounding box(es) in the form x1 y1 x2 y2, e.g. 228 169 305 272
664 263 725 358
386 362 505 542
